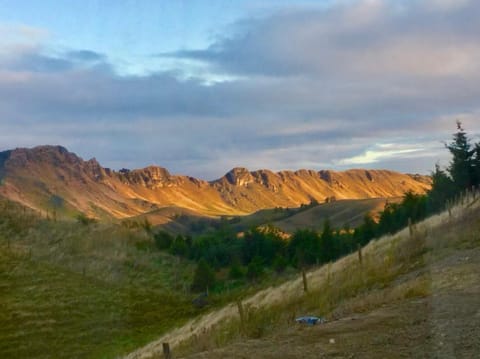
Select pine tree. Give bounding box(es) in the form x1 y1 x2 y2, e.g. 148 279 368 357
473 143 480 188
427 164 455 212
447 121 475 191
320 219 335 263
191 258 215 293
246 256 264 281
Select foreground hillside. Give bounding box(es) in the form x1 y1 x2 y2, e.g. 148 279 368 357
0 145 430 219
125 190 480 359
0 200 200 358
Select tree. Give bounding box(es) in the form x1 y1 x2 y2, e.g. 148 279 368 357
377 202 397 235
428 122 480 210
288 229 321 266
191 258 215 293
153 230 174 250
273 254 288 273
228 259 245 279
447 121 476 191
319 219 336 263
401 191 427 223
246 256 264 281
473 143 480 188
427 163 455 212
355 214 376 246
169 235 188 256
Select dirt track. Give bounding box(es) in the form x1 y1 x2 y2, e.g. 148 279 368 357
184 246 480 359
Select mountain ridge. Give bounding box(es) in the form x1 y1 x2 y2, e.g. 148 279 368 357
0 145 431 218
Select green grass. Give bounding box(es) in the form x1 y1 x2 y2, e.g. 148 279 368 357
0 198 317 358
0 247 196 358
0 199 202 358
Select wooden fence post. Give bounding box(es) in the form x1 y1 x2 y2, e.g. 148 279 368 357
357 244 363 265
408 218 413 238
162 342 172 359
237 300 245 334
327 263 332 285
302 269 308 292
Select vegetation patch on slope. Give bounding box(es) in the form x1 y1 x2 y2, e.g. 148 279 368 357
0 200 201 358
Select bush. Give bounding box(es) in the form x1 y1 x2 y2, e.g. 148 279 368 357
76 213 96 226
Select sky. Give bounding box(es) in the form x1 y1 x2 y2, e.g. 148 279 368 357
0 0 479 180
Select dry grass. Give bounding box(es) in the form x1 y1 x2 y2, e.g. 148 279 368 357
273 197 399 232
126 189 480 359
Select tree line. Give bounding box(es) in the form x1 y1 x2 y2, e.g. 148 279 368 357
153 122 480 292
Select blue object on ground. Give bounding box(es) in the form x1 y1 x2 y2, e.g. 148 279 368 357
295 316 325 326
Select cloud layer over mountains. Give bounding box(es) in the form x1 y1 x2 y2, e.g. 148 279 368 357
1 0 479 178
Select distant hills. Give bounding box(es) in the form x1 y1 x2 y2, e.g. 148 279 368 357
0 145 431 220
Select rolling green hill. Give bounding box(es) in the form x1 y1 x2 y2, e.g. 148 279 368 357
272 197 401 232
0 199 199 358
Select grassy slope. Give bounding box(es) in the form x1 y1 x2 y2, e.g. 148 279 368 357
126 190 480 359
132 206 210 225
0 201 200 359
222 198 395 235
0 251 193 359
0 196 396 359
272 197 399 232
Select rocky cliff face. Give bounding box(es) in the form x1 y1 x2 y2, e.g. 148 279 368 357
0 145 431 218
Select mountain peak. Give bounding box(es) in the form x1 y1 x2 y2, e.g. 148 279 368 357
224 167 254 186
32 145 69 153
3 145 82 168
118 166 172 189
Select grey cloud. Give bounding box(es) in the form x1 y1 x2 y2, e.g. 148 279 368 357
7 52 73 72
1 0 480 179
164 1 480 79
66 49 106 62
1 47 110 73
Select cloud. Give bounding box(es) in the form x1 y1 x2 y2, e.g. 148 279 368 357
164 0 480 79
0 26 109 73
1 49 111 73
0 23 48 48
65 49 106 62
338 145 423 166
424 0 472 12
1 1 480 179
